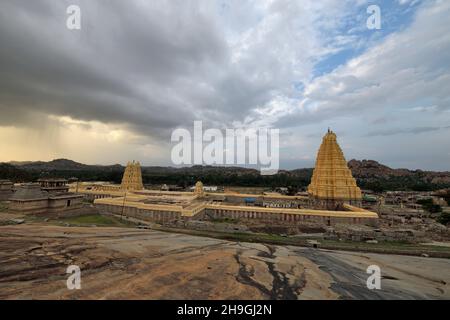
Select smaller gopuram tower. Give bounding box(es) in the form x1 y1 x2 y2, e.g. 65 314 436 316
121 161 144 191
194 181 205 197
307 129 362 209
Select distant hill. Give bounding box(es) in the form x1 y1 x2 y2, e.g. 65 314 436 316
2 159 124 183
348 160 450 191
349 159 415 177
10 158 123 172
348 159 450 187
1 158 450 191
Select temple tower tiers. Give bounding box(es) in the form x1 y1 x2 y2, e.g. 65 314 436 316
194 181 205 197
121 161 144 191
307 130 362 209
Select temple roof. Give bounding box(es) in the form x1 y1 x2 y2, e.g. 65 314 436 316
307 130 362 200
37 178 68 182
10 184 49 201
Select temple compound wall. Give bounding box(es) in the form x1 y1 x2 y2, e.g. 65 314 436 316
0 180 14 201
9 197 84 215
206 193 309 208
200 206 378 227
96 203 182 224
94 198 378 227
9 198 50 215
81 191 123 202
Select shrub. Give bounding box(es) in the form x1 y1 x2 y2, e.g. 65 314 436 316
437 212 450 226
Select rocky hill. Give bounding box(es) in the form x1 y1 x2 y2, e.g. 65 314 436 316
348 159 450 185
349 159 413 178
11 159 123 172
1 158 450 191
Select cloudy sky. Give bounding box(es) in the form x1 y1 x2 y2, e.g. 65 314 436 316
0 0 449 170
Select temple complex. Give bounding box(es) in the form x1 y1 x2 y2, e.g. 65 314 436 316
308 129 362 210
121 161 144 191
70 130 377 228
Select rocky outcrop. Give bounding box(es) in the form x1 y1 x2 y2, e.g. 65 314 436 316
348 159 450 184
0 224 449 299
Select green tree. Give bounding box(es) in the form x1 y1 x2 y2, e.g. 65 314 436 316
437 212 450 226
417 199 442 214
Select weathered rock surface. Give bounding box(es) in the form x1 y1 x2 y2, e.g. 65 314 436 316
0 225 448 300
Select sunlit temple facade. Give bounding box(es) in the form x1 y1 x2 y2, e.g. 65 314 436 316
121 160 144 191
308 129 362 210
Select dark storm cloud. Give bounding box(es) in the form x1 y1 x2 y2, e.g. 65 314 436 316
1 0 449 170
365 126 450 137
0 0 247 138
0 0 340 139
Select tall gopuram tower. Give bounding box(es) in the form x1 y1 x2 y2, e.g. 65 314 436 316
121 160 144 191
307 129 362 210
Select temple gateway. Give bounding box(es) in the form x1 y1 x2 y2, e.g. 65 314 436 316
121 160 144 191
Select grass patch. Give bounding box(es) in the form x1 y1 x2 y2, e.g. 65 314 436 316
63 214 117 225
55 214 138 228
210 217 240 224
0 201 8 212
